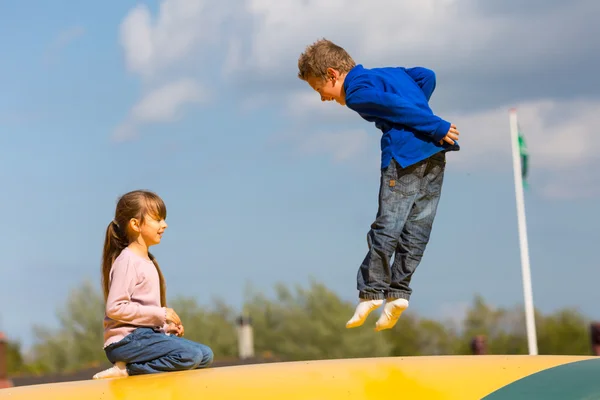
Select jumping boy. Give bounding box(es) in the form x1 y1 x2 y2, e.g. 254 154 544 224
297 39 460 331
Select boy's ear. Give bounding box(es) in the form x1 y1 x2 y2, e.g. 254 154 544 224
326 67 340 80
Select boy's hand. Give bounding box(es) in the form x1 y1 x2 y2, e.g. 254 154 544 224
440 124 460 145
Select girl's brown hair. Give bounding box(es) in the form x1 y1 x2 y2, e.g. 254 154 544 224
101 190 168 307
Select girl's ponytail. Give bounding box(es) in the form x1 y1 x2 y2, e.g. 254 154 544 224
101 220 129 301
149 252 167 307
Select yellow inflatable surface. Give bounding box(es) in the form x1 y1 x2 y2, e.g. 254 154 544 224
2 355 599 400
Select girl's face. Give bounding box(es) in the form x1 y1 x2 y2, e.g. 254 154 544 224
137 214 168 247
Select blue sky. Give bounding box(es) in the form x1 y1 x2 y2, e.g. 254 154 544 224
1 0 599 350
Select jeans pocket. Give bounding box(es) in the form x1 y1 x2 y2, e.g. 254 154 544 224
424 161 445 196
394 162 423 196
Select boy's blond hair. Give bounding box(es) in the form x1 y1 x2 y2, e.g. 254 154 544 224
297 38 356 81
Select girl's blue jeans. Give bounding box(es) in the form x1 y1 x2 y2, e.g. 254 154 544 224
104 327 214 375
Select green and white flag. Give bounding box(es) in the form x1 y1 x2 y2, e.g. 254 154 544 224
518 126 529 189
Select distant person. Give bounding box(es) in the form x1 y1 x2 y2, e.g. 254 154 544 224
591 323 600 356
470 335 487 355
296 39 460 331
93 190 213 379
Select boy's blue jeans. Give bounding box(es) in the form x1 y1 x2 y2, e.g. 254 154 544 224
104 327 214 375
357 151 446 301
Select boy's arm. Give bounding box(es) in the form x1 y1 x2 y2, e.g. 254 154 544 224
345 83 451 143
404 67 436 101
105 260 167 327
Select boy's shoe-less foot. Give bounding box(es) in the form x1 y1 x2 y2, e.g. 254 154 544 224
92 361 129 379
375 298 409 331
346 299 384 328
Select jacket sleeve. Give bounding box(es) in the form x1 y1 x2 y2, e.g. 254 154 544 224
345 82 450 142
404 67 436 101
105 259 166 327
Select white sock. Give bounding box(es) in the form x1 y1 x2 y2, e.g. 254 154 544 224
375 298 409 331
346 299 384 328
92 361 128 379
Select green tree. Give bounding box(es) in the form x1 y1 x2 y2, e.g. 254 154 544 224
457 296 594 356
457 295 528 355
169 296 238 358
28 280 106 373
5 340 28 375
244 280 391 361
536 308 591 355
21 279 598 376
382 313 460 356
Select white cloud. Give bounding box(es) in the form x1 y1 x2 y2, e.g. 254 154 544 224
274 91 379 164
298 130 371 163
216 0 600 117
112 78 207 141
446 98 600 170
269 125 378 166
115 0 235 141
120 5 154 76
229 0 598 82
44 25 85 65
277 95 599 198
541 174 600 200
439 98 599 198
119 0 232 78
236 0 457 75
131 78 205 122
113 0 599 198
284 91 353 120
116 0 599 105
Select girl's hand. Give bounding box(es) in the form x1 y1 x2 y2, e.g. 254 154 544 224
166 308 181 326
165 322 185 337
176 324 184 337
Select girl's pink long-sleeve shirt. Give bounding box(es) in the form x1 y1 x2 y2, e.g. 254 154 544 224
103 247 167 348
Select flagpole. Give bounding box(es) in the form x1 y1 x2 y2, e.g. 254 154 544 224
509 108 538 355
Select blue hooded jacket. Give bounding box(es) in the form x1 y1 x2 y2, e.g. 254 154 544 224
343 64 459 168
